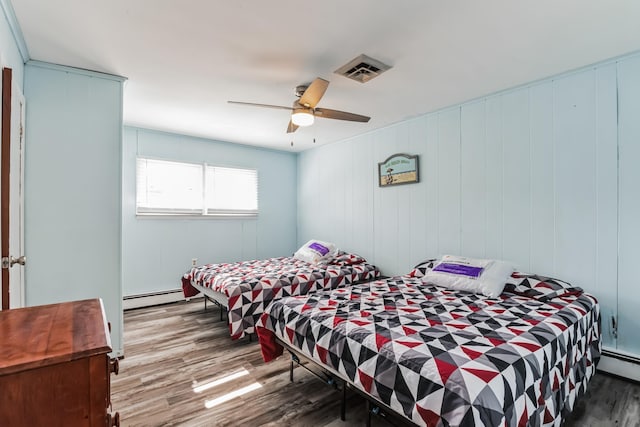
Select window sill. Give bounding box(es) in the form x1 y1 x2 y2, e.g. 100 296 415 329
135 213 258 219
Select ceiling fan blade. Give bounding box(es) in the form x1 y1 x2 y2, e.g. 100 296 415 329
286 120 299 133
314 108 370 123
299 78 329 108
228 101 293 111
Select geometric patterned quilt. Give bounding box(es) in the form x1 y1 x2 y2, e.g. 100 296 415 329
182 252 380 339
256 274 601 426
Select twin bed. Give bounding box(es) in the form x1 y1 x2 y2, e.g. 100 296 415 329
256 259 601 426
181 245 381 339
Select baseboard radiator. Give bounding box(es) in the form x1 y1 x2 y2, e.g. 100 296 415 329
123 289 201 310
599 348 640 383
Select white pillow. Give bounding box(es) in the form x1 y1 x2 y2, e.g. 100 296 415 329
293 240 338 264
421 255 514 298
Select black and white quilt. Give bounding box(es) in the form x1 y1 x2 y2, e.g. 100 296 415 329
182 252 380 339
256 274 600 426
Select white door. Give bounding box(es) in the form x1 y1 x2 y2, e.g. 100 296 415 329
8 81 25 308
0 67 26 310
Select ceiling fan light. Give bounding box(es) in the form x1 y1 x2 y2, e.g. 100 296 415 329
291 109 314 127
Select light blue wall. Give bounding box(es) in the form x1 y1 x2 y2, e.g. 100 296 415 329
0 0 26 87
24 62 124 355
122 127 297 296
298 52 640 357
617 56 640 356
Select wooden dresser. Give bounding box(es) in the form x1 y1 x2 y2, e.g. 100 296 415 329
0 299 120 426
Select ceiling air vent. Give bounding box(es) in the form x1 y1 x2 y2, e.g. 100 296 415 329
334 54 391 83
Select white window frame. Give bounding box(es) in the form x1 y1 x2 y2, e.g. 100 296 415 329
136 157 258 218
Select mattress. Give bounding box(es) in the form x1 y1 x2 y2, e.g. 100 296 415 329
182 252 381 339
256 273 601 426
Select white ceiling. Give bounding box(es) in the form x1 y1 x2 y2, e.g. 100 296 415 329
10 0 640 152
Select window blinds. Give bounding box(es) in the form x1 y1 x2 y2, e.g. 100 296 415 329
136 158 258 217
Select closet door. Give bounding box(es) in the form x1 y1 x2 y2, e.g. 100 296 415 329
617 55 640 356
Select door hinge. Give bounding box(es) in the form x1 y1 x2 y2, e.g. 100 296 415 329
1 255 26 269
611 316 618 339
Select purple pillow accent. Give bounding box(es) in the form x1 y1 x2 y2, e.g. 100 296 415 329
433 263 484 278
308 242 330 256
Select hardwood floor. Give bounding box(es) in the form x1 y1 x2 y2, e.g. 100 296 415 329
112 300 640 427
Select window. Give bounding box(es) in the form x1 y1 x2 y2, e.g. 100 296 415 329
206 166 258 214
136 158 258 217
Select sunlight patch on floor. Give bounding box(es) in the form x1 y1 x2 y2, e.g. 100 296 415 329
204 382 263 408
192 368 250 394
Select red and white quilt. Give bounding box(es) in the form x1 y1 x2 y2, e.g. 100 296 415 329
256 274 601 427
182 252 380 339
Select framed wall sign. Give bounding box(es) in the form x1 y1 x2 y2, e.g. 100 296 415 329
378 153 419 187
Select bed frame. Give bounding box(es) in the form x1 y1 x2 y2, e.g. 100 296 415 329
276 336 418 427
191 282 228 321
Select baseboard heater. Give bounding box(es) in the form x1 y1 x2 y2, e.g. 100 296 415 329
123 288 201 310
598 348 640 383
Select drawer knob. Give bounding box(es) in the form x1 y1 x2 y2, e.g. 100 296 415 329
107 412 120 427
109 358 119 375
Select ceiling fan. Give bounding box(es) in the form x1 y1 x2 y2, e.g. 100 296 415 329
228 78 370 133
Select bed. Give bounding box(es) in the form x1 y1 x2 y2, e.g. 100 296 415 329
182 250 381 340
256 259 601 426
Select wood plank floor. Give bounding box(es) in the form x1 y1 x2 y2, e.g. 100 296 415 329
111 300 640 427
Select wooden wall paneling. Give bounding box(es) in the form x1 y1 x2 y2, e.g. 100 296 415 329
254 157 297 259
310 148 326 243
310 147 330 242
424 115 440 259
484 96 504 260
460 101 487 259
617 55 640 355
300 150 321 244
320 146 338 244
396 123 414 273
350 135 375 262
594 63 619 348
323 144 351 245
501 89 532 270
552 70 598 290
408 117 429 267
373 127 399 274
297 151 314 245
529 82 555 276
436 108 461 256
342 140 355 252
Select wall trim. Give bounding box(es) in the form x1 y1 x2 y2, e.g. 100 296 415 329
26 60 127 82
598 348 640 383
123 289 201 310
125 125 300 156
0 0 29 62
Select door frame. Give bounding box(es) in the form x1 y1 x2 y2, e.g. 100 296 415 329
1 67 12 309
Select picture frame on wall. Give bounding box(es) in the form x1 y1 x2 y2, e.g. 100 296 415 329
378 153 419 187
